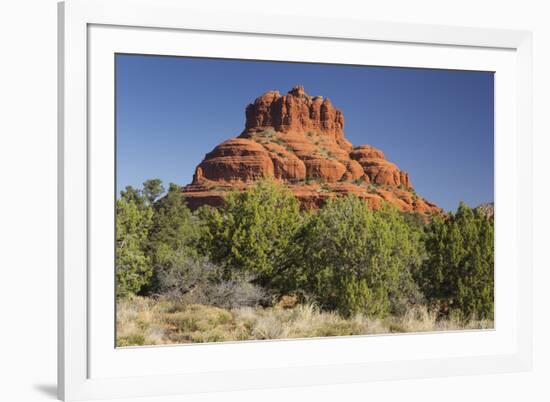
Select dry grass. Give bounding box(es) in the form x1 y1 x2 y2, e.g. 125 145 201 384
116 296 493 347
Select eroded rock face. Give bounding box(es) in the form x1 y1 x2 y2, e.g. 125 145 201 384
244 85 347 147
183 86 440 214
304 158 347 183
193 138 274 183
349 145 410 188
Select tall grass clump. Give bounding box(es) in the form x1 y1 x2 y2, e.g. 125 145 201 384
117 297 493 346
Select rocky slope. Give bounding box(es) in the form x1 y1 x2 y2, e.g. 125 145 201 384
182 86 440 214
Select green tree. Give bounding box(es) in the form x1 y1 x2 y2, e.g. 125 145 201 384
200 179 302 287
120 185 146 209
115 198 153 297
149 183 202 253
143 178 165 205
120 179 165 208
285 195 424 317
147 183 204 287
418 202 494 320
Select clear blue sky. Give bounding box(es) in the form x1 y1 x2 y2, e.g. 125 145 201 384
116 54 494 212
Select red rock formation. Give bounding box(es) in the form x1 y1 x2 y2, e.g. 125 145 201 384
193 138 275 183
182 86 440 214
243 85 349 149
349 145 410 188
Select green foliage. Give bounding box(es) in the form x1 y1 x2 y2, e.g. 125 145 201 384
115 198 153 297
418 202 494 320
115 178 494 323
200 179 302 287
260 128 276 137
285 196 425 317
120 178 165 208
149 184 201 254
142 179 165 204
120 185 146 209
147 183 204 292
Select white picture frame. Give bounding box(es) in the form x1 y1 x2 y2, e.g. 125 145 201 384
58 0 533 400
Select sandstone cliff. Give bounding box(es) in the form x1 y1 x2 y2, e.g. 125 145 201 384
182 86 440 214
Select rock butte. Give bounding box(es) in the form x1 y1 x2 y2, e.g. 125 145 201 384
182 85 441 214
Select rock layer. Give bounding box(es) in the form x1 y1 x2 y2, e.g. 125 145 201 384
182 86 440 214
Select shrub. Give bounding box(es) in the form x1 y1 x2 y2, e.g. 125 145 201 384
155 253 267 309
200 179 302 288
149 183 203 257
155 254 220 298
115 198 153 297
284 196 425 318
205 277 268 309
147 183 205 292
417 202 494 320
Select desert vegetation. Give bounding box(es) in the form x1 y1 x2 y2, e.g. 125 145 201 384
116 179 494 346
117 297 493 346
